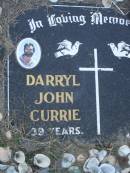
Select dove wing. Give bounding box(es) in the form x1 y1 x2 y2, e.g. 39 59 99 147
118 41 130 52
57 40 72 50
123 42 130 51
57 44 65 50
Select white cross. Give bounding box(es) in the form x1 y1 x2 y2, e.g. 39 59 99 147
79 48 114 135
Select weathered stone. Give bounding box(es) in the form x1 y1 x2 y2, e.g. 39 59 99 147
61 153 75 168
102 155 116 165
0 164 9 171
115 0 124 2
121 168 130 173
100 163 115 173
97 150 107 162
0 7 2 16
0 147 11 163
102 0 112 7
89 149 99 158
83 158 99 172
34 154 51 168
118 145 130 157
5 131 12 140
0 112 3 121
0 25 2 34
18 163 28 173
6 166 18 173
14 151 25 164
68 166 81 173
49 0 58 2
38 168 49 173
77 154 86 163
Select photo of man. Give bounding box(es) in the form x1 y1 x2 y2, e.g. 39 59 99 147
16 38 41 69
20 43 35 66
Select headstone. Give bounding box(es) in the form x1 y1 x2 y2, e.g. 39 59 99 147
6 5 130 139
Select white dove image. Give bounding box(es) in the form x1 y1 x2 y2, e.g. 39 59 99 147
108 41 130 59
54 39 83 58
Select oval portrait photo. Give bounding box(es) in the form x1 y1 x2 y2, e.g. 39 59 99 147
16 38 41 69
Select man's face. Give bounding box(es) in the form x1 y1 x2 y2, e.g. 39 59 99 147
22 45 34 65
22 55 32 64
24 45 34 56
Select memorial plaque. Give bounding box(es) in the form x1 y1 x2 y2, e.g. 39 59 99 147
7 5 130 139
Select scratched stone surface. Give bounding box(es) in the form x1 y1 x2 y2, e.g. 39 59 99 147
7 5 130 139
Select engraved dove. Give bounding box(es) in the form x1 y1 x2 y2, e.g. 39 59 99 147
54 39 83 58
108 41 130 59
